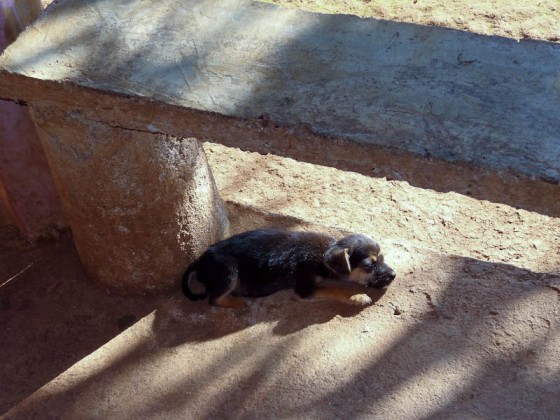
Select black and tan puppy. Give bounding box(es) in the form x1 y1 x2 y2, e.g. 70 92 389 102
182 229 396 309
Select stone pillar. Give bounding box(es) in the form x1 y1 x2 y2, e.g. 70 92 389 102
0 0 65 237
30 106 229 295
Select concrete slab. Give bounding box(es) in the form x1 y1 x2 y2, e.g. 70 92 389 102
0 0 559 181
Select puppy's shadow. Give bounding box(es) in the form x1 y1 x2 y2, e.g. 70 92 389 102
152 289 387 347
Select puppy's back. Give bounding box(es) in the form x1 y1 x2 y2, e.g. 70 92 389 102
209 229 333 261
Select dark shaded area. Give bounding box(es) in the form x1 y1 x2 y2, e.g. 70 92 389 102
2 223 558 418
298 256 560 419
0 222 379 416
0 226 166 415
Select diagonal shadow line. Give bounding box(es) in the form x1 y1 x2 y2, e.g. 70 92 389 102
0 0 558 416
279 257 560 418
3 290 367 419
0 230 165 416
5 250 558 418
424 328 560 419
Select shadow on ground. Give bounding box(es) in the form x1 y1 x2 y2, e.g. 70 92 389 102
0 223 374 415
2 223 558 418
0 226 165 415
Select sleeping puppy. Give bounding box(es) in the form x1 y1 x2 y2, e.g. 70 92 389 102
182 229 396 309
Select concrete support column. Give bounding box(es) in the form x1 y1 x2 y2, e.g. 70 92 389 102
30 106 229 295
0 0 65 236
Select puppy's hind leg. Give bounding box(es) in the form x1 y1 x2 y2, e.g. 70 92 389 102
211 278 248 309
204 255 248 309
213 294 248 309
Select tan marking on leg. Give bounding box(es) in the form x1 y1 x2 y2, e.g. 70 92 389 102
311 286 372 306
214 295 248 309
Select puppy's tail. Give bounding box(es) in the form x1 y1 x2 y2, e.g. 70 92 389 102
182 264 208 301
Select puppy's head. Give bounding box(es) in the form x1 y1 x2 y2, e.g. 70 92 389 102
324 234 396 289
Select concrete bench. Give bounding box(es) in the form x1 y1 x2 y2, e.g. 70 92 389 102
1 0 559 293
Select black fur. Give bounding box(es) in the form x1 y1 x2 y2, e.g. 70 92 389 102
182 229 396 308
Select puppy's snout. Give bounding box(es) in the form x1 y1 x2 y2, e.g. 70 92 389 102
371 268 396 289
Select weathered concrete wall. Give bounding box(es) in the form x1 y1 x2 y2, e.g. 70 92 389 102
0 0 558 181
0 101 66 236
0 71 557 217
0 0 65 237
30 106 229 295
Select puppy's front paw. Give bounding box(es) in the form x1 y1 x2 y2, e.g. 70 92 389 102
349 293 372 306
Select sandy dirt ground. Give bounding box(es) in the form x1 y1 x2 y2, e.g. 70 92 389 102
2 143 559 418
267 0 560 42
205 144 560 275
1 1 559 418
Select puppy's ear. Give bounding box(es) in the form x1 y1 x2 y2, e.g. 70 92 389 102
324 246 351 274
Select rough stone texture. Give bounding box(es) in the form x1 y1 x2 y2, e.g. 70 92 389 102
29 106 229 295
0 1 558 417
0 0 559 182
0 0 558 218
0 0 65 237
